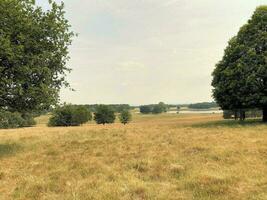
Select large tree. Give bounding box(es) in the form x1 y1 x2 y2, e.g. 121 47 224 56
212 6 267 122
0 0 74 114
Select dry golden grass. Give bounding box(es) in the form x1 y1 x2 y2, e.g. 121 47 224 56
0 113 267 200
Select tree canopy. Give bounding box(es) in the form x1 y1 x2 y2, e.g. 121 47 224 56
212 6 267 122
49 105 92 127
0 0 74 114
94 105 116 125
119 110 132 125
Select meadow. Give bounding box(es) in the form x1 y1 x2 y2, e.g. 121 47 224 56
0 113 267 200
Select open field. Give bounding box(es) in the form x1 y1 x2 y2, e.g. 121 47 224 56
0 113 267 200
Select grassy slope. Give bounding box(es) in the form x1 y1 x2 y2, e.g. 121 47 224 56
0 113 267 200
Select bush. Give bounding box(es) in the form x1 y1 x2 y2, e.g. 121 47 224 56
21 113 37 127
49 105 92 127
94 105 116 125
152 103 167 114
119 110 132 125
140 105 152 114
0 111 36 129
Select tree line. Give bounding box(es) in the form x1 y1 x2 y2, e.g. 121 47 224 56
188 102 218 109
139 102 168 114
49 104 132 127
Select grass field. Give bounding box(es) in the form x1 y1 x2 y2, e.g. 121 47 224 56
0 113 267 200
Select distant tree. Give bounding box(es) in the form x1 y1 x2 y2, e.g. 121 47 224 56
151 102 167 114
83 104 131 113
49 105 92 127
0 0 74 114
152 104 163 114
94 105 116 125
116 104 131 113
119 110 132 125
212 6 267 122
188 102 218 109
158 102 168 112
140 105 152 114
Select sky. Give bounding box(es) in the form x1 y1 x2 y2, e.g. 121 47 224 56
36 0 267 105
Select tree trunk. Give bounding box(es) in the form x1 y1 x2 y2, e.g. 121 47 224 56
238 110 245 121
263 107 267 122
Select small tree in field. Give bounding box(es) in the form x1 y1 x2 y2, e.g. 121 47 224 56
119 110 132 125
94 105 116 125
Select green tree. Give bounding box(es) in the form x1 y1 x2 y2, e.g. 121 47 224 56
158 102 168 112
152 104 163 114
212 6 267 122
0 0 74 114
151 102 167 114
140 105 152 114
119 110 132 125
94 105 116 125
49 105 92 127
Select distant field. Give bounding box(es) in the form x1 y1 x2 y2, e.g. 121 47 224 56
0 113 267 199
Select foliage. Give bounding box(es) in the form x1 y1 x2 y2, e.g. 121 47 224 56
140 105 152 114
0 0 74 114
0 111 35 129
83 104 131 113
157 102 168 113
119 110 132 125
212 6 267 121
140 102 167 114
21 113 37 127
48 105 92 127
188 102 218 109
94 105 116 125
152 105 163 114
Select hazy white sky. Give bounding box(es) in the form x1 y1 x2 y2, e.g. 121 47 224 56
37 0 267 105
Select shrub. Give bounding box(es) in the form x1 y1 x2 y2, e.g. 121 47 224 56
21 113 37 127
94 105 116 125
119 110 132 125
48 105 92 127
140 102 167 114
0 111 35 129
140 105 152 114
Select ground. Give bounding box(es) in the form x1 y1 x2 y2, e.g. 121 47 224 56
0 113 267 200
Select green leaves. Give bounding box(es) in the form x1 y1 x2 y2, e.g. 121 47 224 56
119 110 132 125
212 6 267 120
49 105 92 127
94 105 116 125
0 0 74 113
